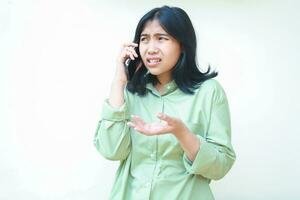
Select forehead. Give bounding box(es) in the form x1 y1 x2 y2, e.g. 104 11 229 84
141 19 167 35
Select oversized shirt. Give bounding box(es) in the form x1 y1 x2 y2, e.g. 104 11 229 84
94 78 236 200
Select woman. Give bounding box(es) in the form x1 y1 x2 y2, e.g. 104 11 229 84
94 5 236 200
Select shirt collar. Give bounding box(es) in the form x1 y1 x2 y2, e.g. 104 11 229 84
146 80 178 96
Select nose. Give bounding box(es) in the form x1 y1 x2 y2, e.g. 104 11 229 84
147 41 159 54
148 49 158 54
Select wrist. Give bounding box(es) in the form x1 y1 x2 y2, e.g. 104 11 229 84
111 78 127 87
173 126 190 140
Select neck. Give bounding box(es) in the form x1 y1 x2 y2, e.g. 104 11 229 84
157 73 172 86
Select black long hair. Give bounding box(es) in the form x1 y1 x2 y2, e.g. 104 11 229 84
126 5 218 96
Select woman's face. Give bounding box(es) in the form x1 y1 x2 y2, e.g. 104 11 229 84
139 19 181 84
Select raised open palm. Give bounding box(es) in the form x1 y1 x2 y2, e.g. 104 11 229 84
127 113 185 136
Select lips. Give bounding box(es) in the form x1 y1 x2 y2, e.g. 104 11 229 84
146 57 162 67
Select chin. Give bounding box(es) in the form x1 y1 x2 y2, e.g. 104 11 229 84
146 68 162 75
148 71 161 76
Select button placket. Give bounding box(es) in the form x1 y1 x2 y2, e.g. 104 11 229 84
150 152 156 160
145 182 151 188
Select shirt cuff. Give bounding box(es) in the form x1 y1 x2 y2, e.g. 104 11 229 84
100 99 130 121
183 135 218 174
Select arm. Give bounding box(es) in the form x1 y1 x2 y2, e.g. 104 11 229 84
93 42 138 161
93 82 131 161
180 81 236 180
173 128 200 164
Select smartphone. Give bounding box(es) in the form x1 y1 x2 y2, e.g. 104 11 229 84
123 44 142 81
124 57 142 81
124 58 134 81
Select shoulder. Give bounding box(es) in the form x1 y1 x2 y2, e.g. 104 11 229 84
198 78 225 93
196 78 228 103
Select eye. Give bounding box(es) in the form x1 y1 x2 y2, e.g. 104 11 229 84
159 37 168 41
140 37 148 42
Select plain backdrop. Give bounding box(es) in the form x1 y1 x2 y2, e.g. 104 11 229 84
1 0 300 199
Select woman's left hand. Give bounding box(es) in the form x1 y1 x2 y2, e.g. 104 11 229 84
127 112 187 137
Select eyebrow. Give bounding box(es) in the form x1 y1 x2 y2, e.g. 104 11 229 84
140 33 170 37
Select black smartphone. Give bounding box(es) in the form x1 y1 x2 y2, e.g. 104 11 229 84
124 57 142 81
124 58 130 79
123 44 142 81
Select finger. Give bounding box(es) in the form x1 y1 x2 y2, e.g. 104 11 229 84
120 49 130 61
132 122 146 133
128 47 139 57
124 47 135 58
126 47 138 58
123 42 138 47
134 126 143 133
127 121 145 133
131 115 145 127
156 112 174 125
126 121 136 128
123 42 138 48
132 115 145 127
126 50 135 60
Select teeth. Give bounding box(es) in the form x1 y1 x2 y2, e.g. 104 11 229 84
148 59 161 63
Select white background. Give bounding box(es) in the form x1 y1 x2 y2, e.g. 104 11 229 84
1 0 299 199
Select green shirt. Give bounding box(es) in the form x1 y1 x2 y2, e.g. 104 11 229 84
94 78 236 200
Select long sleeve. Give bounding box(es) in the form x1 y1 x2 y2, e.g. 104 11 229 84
93 89 131 161
183 81 236 180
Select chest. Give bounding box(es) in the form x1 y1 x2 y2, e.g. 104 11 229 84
128 92 210 149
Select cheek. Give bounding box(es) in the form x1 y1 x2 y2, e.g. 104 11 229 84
139 45 146 54
166 48 181 65
139 47 146 60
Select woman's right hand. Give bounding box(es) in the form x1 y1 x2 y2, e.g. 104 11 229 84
114 42 139 84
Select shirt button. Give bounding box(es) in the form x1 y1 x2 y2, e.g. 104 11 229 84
145 182 151 187
150 153 155 159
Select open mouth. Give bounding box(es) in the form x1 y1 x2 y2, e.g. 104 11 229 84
146 58 161 66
